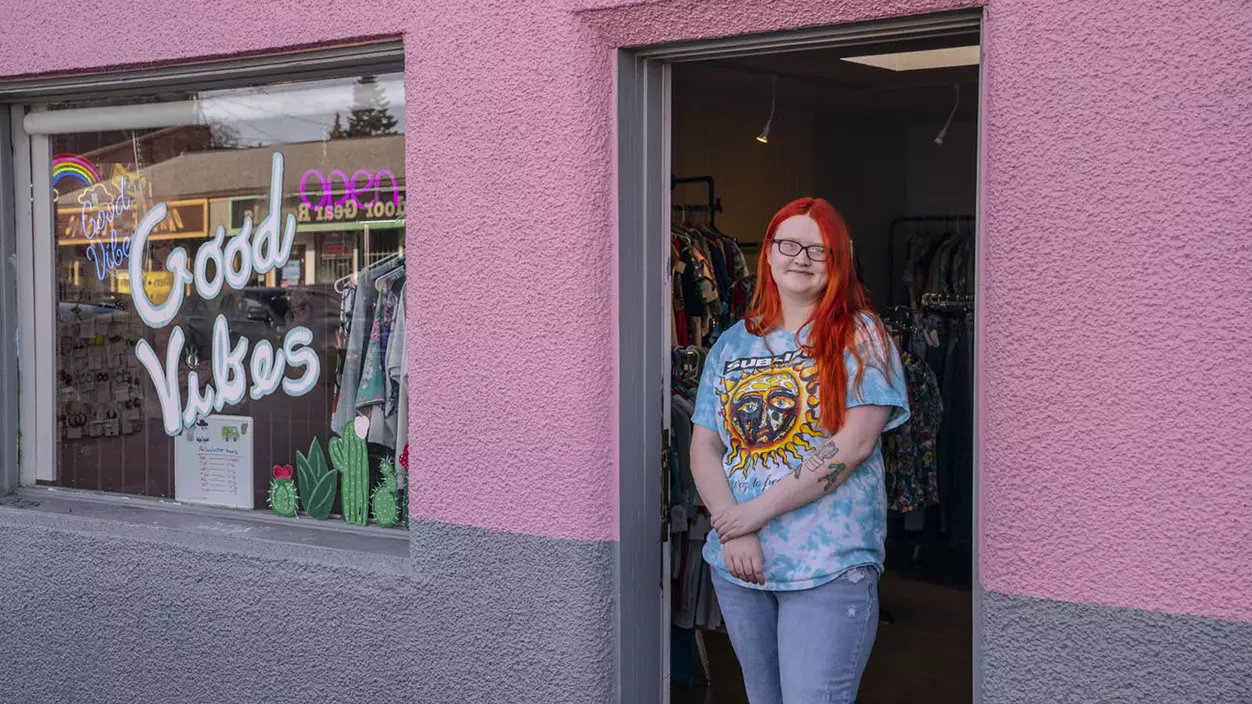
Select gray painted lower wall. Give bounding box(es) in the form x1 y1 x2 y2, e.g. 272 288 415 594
983 590 1252 704
0 501 614 704
15 492 1252 704
410 519 616 704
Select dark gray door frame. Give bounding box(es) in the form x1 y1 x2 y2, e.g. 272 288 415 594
615 10 985 704
615 50 668 704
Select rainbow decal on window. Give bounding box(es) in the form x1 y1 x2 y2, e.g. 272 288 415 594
52 153 101 189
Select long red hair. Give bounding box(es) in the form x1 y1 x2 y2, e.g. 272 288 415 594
746 197 891 434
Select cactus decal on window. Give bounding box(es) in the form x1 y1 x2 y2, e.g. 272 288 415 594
329 416 371 526
268 464 298 517
272 420 404 528
371 459 399 528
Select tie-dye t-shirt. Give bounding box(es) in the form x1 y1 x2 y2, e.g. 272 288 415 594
692 316 910 591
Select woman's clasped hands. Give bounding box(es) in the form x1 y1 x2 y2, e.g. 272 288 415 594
712 500 772 585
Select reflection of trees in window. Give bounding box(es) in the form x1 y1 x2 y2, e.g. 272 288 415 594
333 75 399 138
208 123 242 149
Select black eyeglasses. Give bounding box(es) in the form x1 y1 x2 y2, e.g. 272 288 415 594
774 238 829 261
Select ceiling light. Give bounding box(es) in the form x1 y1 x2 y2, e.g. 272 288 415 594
756 75 777 144
841 45 980 72
935 84 960 146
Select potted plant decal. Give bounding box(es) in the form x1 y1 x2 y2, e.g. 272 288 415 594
296 437 338 520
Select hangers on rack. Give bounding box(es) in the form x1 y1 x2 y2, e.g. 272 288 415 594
672 175 723 228
887 215 976 305
335 252 403 293
376 260 407 291
920 292 974 313
671 345 706 385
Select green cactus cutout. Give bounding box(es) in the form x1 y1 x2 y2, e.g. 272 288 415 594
296 437 338 520
371 460 399 528
328 423 370 526
269 465 298 517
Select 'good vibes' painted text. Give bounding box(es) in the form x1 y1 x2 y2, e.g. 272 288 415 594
129 153 320 436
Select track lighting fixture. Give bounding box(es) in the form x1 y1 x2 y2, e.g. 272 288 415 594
756 75 777 144
934 84 960 146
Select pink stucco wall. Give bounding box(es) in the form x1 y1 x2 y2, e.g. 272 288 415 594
3 0 1251 624
974 1 1252 624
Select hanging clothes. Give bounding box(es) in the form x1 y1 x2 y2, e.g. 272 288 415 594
332 281 358 409
332 258 403 435
889 220 976 547
884 352 943 513
666 199 749 638
671 223 749 348
358 270 405 445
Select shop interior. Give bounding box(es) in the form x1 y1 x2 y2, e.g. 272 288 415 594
665 30 978 704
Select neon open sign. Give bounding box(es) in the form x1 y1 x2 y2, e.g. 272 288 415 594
299 168 400 211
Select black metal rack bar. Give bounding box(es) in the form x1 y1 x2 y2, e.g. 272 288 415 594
671 175 723 226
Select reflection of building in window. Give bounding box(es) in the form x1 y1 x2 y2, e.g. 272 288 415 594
53 134 406 296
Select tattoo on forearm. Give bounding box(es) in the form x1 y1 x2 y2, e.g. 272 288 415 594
795 440 841 480
820 462 850 493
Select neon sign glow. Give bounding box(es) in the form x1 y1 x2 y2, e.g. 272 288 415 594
131 152 321 436
52 153 101 190
78 176 137 280
298 168 400 210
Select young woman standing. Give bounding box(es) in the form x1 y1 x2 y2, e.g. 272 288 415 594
690 197 910 704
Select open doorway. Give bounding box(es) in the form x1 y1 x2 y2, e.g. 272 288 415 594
660 24 980 704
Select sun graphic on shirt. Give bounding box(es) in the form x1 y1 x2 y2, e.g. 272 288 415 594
717 358 821 477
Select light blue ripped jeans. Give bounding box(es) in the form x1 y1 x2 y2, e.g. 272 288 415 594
711 567 879 704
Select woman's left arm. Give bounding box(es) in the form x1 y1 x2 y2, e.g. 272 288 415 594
711 404 892 541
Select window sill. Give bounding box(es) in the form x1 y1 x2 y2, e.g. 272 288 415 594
0 486 411 574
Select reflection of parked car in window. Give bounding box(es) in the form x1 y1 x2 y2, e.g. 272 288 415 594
181 286 339 361
58 301 128 325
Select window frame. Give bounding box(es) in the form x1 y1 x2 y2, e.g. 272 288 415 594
0 107 21 495
0 42 406 522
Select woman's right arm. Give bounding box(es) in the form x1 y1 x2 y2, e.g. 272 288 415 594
690 426 765 585
690 425 736 516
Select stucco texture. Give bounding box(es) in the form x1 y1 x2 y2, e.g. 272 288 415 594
0 505 614 704
1 0 1251 628
410 519 616 703
983 590 1252 704
974 0 1252 622
0 506 421 703
582 0 1252 625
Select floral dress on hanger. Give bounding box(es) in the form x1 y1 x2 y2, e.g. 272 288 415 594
885 352 943 513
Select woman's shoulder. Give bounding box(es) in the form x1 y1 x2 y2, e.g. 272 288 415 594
706 321 750 361
845 311 894 362
850 311 887 340
853 310 884 329
711 320 751 346
722 320 751 339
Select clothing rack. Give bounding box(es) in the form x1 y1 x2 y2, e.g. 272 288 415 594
888 215 975 306
889 214 975 232
921 292 974 313
672 174 723 227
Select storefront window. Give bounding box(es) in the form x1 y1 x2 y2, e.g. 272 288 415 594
43 72 409 527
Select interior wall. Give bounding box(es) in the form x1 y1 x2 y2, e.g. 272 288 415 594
813 113 977 306
814 115 908 306
671 94 816 247
906 120 978 217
